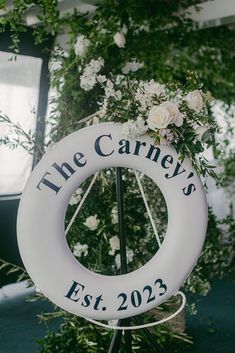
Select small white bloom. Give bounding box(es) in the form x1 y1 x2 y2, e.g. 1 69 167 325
73 242 88 257
80 58 104 91
109 235 120 255
99 98 108 117
184 89 204 112
89 58 104 73
69 188 83 205
136 116 148 135
126 249 134 263
122 120 139 139
97 74 107 83
159 129 174 145
74 34 90 56
111 206 118 224
84 215 100 231
144 80 163 96
113 32 126 48
121 24 128 35
115 254 121 269
135 80 163 112
105 79 116 98
104 79 122 100
122 117 148 139
122 60 144 74
147 105 172 131
80 72 96 91
115 74 125 85
161 101 184 127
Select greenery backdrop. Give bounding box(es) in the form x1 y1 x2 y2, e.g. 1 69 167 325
0 0 235 352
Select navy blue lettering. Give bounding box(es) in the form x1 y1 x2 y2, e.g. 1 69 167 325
52 162 75 180
161 154 173 169
165 162 186 179
73 152 87 167
146 145 161 162
182 183 196 196
65 281 85 302
81 294 92 308
94 295 104 310
133 141 146 156
95 134 114 157
37 172 61 194
118 139 131 154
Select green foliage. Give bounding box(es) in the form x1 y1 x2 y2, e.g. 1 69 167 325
0 259 30 283
1 0 235 351
0 114 36 153
36 310 192 353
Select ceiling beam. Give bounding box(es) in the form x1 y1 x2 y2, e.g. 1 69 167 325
187 0 235 28
0 0 235 28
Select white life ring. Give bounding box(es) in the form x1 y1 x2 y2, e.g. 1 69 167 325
17 122 207 320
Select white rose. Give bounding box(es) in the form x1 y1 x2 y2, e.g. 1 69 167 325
109 235 120 255
84 215 100 231
184 90 204 112
147 105 172 131
113 32 126 48
161 101 183 127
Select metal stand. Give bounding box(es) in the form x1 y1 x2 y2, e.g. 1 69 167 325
108 167 163 353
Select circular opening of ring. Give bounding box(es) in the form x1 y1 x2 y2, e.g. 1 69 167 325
65 167 168 276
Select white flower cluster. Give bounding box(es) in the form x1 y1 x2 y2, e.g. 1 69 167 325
74 34 90 56
184 89 204 112
83 215 100 231
123 88 205 142
122 116 148 139
122 60 144 74
73 242 88 257
80 57 104 91
69 188 83 205
105 79 122 100
135 79 164 112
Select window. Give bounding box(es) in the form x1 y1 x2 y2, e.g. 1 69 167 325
0 51 42 196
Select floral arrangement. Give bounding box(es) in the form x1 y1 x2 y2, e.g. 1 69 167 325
72 39 219 177
1 0 234 351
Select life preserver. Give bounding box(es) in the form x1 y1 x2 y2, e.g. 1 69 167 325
17 122 207 320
